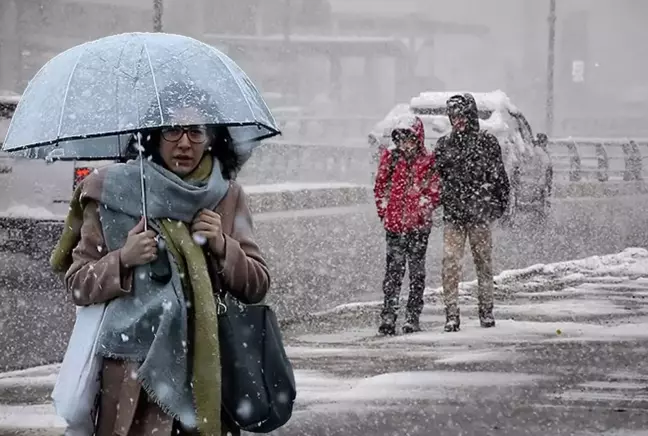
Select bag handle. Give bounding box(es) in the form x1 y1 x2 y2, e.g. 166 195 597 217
205 249 230 315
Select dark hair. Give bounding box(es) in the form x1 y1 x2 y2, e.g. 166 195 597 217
126 81 243 179
126 126 243 180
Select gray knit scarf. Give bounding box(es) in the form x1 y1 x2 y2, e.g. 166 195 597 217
94 157 228 428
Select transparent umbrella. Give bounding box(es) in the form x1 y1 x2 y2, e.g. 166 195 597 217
1 32 281 227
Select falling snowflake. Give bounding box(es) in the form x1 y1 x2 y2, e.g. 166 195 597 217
156 382 170 399
120 333 129 342
277 391 291 404
236 398 254 420
192 233 207 246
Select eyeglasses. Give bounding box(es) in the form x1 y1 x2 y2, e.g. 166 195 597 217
161 126 209 144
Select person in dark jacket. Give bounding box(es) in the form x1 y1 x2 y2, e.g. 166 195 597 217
434 93 510 332
374 114 440 335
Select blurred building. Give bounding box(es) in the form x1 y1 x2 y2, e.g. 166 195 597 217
1 0 647 137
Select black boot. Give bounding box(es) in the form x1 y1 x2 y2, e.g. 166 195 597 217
378 312 397 336
479 304 496 328
444 305 460 332
402 313 421 334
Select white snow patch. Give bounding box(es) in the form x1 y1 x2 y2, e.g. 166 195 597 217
434 348 517 364
309 248 648 319
374 317 648 347
497 299 631 317
0 364 59 389
0 364 60 380
0 404 66 429
410 89 517 113
297 370 547 405
580 381 647 390
555 390 648 403
380 319 565 345
243 182 367 194
0 204 56 219
0 374 57 389
543 317 648 343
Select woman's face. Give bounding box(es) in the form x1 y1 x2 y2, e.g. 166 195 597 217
158 107 210 176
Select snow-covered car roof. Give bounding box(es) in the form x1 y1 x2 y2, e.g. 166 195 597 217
368 103 410 140
371 90 525 144
410 89 519 113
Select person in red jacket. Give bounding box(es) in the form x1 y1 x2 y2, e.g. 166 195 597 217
374 114 440 335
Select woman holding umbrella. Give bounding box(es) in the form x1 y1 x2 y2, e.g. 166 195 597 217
51 81 270 436
2 32 288 436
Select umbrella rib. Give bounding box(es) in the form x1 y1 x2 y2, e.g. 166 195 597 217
142 41 164 125
56 43 91 139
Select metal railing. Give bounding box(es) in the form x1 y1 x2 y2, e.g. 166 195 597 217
548 137 646 183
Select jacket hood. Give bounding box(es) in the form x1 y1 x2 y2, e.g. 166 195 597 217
447 93 480 133
390 114 425 149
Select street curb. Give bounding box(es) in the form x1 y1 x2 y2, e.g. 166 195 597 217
0 427 63 436
0 366 58 406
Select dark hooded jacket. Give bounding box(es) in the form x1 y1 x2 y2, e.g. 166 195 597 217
434 93 510 225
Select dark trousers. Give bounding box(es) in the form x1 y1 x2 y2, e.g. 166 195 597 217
381 229 431 322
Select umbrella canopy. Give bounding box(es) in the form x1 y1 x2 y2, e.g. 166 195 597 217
2 32 280 153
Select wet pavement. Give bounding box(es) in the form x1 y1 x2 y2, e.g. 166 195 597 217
2 193 648 371
2 250 648 435
271 251 648 435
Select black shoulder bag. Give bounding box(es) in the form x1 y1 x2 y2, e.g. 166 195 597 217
216 287 296 433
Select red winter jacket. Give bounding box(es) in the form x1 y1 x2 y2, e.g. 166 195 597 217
373 116 440 233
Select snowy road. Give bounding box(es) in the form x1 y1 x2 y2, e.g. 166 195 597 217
271 249 648 435
2 249 648 435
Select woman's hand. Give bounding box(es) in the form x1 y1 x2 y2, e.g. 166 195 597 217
119 217 158 268
192 209 225 256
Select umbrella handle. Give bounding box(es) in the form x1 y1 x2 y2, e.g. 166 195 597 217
137 133 148 232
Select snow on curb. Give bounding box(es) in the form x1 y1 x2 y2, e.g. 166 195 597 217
0 365 59 394
305 248 648 319
0 404 65 430
0 365 60 380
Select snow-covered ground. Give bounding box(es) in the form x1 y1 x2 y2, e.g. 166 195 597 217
2 248 648 435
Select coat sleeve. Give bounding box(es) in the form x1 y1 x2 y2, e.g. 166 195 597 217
64 200 133 306
432 137 448 206
421 153 441 217
432 137 447 174
485 133 511 216
208 188 270 304
373 149 392 220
